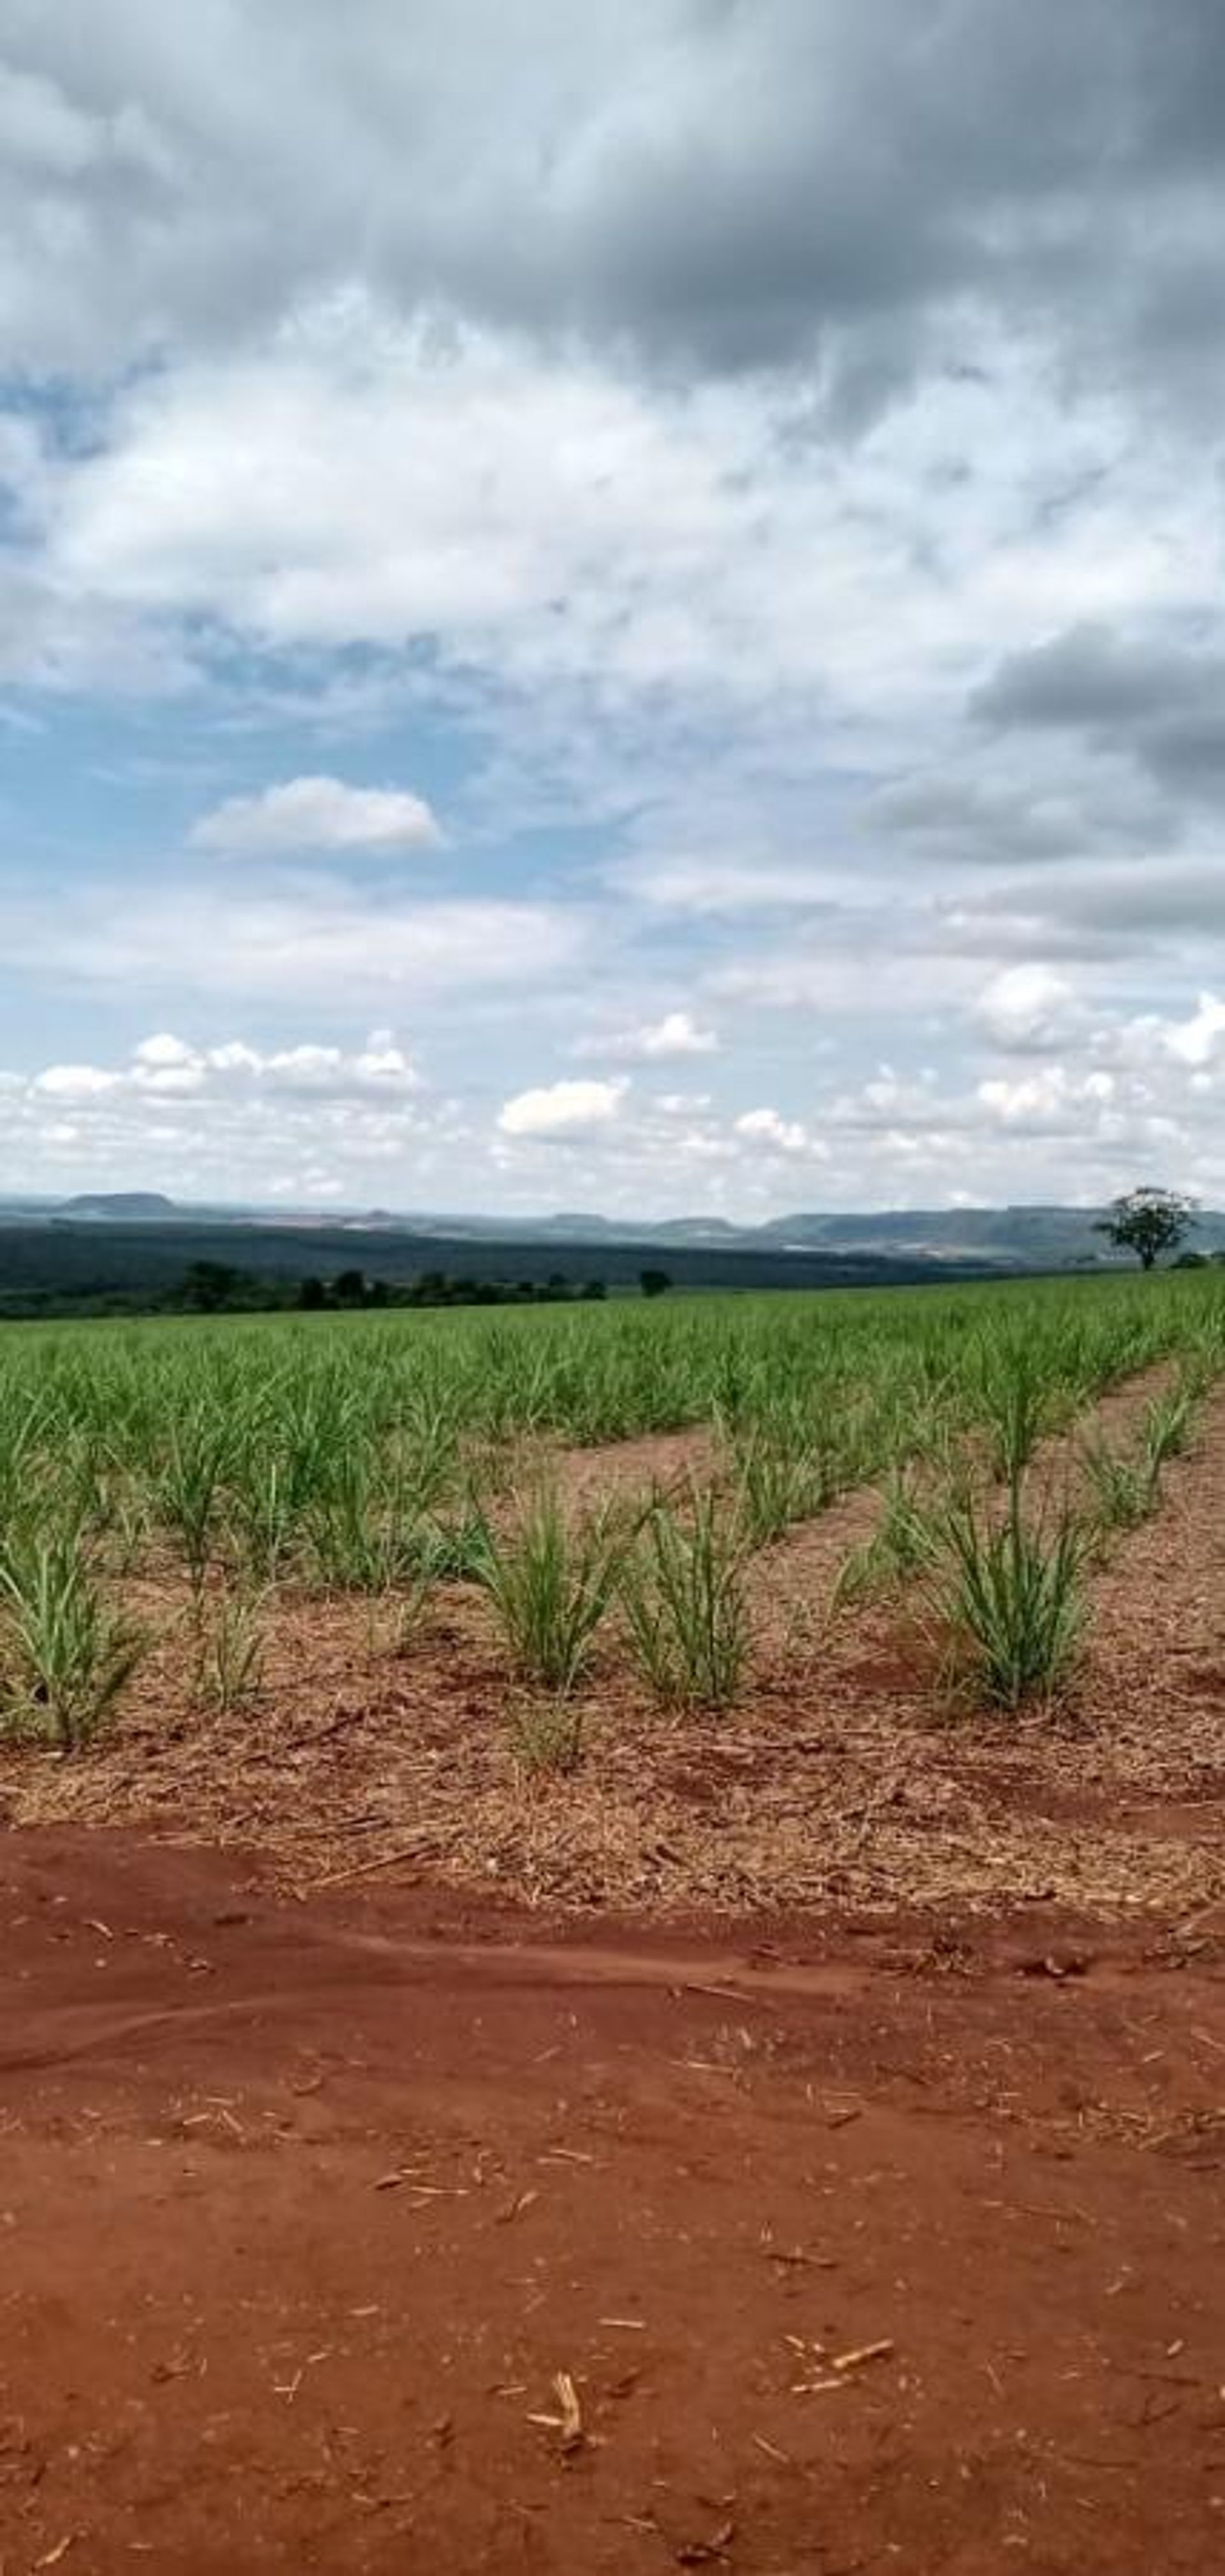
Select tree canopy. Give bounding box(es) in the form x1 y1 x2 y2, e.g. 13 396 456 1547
1095 1187 1196 1271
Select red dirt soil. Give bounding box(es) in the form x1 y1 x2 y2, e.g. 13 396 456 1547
3 1828 1223 2573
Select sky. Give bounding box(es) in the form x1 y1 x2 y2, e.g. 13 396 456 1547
3 0 1225 1220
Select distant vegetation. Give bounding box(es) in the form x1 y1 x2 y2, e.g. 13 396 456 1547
197 1261 623 1313
0 1187 1215 1320
1095 1186 1198 1271
0 1216 1001 1319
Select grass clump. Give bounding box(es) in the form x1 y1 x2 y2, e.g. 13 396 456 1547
729 1418 836 1547
1080 1436 1157 1534
474 1484 626 1694
159 1415 229 1595
193 1588 266 1714
1141 1381 1195 1469
0 1536 144 1750
1082 1380 1198 1539
621 1485 750 1712
933 1477 1087 1712
976 1340 1055 1480
832 1466 945 1610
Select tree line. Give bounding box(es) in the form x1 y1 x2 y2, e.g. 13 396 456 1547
172 1262 674 1314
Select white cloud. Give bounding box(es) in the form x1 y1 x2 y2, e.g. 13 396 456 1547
498 1077 627 1136
33 1063 120 1099
47 1032 424 1105
26 294 1208 735
11 976 1225 1214
612 854 838 915
1163 992 1225 1069
977 1066 1117 1129
133 1031 198 1068
3 1031 436 1206
580 1008 717 1062
191 775 442 856
0 878 584 1012
973 964 1078 1053
734 1106 824 1158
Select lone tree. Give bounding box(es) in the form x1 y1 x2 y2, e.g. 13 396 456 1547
1095 1186 1196 1271
639 1267 672 1299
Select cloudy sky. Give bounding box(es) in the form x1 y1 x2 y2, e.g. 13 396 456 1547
3 0 1225 1217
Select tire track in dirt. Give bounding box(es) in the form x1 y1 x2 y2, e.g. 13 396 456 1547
1 1828 1222 2576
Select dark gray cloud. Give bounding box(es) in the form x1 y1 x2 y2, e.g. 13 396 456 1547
3 0 1225 417
973 627 1215 731
868 770 1173 868
1055 861 1225 941
973 625 1225 805
948 861 1225 967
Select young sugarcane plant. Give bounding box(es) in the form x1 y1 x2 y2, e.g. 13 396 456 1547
932 1466 1088 1713
621 1484 751 1713
473 1482 628 1694
0 1535 144 1752
193 1587 267 1715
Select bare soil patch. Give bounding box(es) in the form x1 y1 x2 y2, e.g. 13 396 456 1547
549 1424 715 1509
2 1825 1224 2575
1 1362 1222 2566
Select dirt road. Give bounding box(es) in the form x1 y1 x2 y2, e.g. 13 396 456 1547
1 1828 1222 2572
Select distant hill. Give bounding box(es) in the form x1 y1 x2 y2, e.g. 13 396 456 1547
428 1202 1225 1263
22 1192 1225 1260
59 1191 182 1223
0 1218 1012 1313
0 1195 1219 1320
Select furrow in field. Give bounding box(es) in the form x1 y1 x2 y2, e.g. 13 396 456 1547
10 1383 1223 1921
3 1297 1223 1926
1074 1378 1225 1799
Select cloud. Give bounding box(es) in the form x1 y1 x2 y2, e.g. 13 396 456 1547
612 851 840 914
498 1077 627 1137
972 965 1078 1053
8 8 1225 1222
733 1106 824 1159
191 775 442 856
1159 992 1225 1069
0 876 585 1012
976 1066 1116 1130
38 1031 422 1105
4 1029 436 1204
580 1009 716 1062
133 1030 197 1068
6 1 1225 426
28 318 914 706
973 623 1225 806
13 975 1225 1214
33 1062 120 1100
866 770 1169 868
